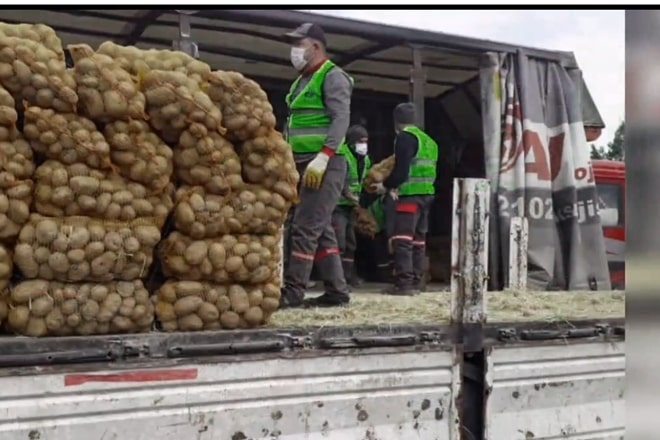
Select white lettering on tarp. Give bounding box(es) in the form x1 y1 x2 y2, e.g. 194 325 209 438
499 194 601 224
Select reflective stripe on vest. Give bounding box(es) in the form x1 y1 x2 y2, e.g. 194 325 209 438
338 145 371 206
399 126 439 196
285 60 352 155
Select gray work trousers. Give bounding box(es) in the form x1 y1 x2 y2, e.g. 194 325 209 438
387 195 434 289
331 205 356 283
282 155 349 302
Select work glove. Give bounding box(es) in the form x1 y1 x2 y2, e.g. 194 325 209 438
345 191 359 206
370 182 387 195
303 151 330 190
389 189 399 201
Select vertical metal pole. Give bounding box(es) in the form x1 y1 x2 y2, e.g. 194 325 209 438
410 45 426 129
173 10 199 58
507 217 528 290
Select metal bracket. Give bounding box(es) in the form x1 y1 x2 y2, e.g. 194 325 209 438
172 10 199 57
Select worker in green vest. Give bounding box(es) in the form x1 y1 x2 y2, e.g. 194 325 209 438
280 23 353 309
333 124 371 288
370 103 438 295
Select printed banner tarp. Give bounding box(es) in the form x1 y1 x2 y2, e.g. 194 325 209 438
480 51 611 290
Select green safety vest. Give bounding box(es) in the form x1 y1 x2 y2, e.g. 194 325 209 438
368 196 385 233
338 143 371 206
399 126 439 197
285 60 352 154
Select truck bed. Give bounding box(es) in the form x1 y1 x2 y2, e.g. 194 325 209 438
268 285 625 327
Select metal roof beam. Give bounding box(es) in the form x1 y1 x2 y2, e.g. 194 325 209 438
122 10 165 45
335 41 398 67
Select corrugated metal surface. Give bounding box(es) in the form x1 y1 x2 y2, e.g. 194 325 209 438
485 341 625 440
0 347 456 440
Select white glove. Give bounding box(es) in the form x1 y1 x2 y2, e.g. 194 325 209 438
303 152 330 189
389 189 399 201
370 182 387 195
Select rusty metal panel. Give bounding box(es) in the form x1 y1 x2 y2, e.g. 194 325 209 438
0 347 456 439
485 341 625 439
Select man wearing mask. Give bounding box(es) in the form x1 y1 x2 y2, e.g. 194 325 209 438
370 103 438 296
280 23 353 308
334 125 371 287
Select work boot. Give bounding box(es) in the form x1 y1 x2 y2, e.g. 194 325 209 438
303 293 350 308
381 285 419 296
279 289 304 309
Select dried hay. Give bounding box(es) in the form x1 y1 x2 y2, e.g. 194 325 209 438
268 289 625 328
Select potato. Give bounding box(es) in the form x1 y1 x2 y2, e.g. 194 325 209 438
175 281 204 297
220 311 240 329
8 305 29 330
228 285 249 314
198 302 219 322
30 295 54 317
25 317 48 337
11 279 49 303
45 308 65 331
261 297 280 313
244 307 264 327
174 296 203 316
178 314 204 331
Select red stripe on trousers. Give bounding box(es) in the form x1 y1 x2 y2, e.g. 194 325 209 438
396 203 419 213
315 248 340 261
292 251 315 261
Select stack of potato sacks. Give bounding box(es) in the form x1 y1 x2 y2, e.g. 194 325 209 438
95 42 298 331
0 30 170 336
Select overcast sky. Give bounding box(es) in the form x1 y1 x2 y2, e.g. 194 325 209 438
310 9 624 146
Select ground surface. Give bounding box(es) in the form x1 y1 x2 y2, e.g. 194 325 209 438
268 283 625 327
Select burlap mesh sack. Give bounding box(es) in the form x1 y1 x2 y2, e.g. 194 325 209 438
68 43 147 122
34 160 173 227
0 34 77 112
155 278 280 331
175 123 242 195
207 70 276 142
142 70 224 144
23 106 112 170
14 214 161 283
174 185 290 238
5 279 153 337
160 231 280 285
104 119 173 193
364 154 395 192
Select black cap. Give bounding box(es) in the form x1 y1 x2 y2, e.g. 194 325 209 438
346 125 368 145
284 23 327 47
393 103 416 125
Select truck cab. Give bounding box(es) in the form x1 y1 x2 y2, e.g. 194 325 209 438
592 160 625 289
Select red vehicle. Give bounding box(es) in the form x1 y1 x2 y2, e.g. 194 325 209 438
592 160 625 289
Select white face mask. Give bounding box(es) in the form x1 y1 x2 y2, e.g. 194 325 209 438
290 47 308 71
355 142 368 156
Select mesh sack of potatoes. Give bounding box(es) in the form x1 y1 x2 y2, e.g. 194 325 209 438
354 206 380 239
160 232 280 284
34 160 173 227
14 214 161 283
175 123 242 195
0 244 11 292
155 279 281 331
104 119 173 193
5 279 153 337
0 35 77 112
364 155 396 192
0 178 32 242
23 106 112 170
0 23 64 59
96 42 211 87
0 133 34 240
174 185 289 238
0 84 18 141
142 70 224 145
239 130 299 202
67 44 147 122
207 70 276 142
